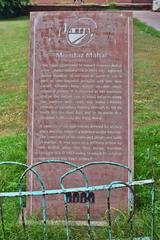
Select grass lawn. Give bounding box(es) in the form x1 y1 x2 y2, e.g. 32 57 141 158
0 17 160 239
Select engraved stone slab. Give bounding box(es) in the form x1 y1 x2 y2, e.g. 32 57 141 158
28 11 133 220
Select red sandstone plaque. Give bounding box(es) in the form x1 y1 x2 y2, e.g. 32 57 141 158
28 11 133 220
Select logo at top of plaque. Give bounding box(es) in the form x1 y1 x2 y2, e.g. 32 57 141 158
67 18 97 47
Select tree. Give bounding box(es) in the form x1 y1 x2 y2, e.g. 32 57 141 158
0 0 30 18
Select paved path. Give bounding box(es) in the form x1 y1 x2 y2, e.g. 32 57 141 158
133 11 160 31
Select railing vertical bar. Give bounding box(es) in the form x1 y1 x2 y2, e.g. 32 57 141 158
128 170 134 240
42 193 47 240
128 197 134 240
128 170 133 214
147 148 155 240
86 191 91 240
63 192 70 240
19 193 28 240
0 197 6 240
151 182 155 240
107 189 112 240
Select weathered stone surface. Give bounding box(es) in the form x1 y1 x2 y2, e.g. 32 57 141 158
28 11 133 220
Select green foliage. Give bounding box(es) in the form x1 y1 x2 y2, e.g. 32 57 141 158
0 0 30 18
108 1 117 9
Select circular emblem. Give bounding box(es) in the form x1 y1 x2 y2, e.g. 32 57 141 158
67 18 97 47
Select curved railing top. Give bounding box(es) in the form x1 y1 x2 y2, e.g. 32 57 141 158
60 161 132 189
19 160 89 190
0 160 132 192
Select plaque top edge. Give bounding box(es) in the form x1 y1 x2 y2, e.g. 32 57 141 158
30 11 133 17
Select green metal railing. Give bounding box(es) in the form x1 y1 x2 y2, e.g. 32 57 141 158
0 160 155 240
